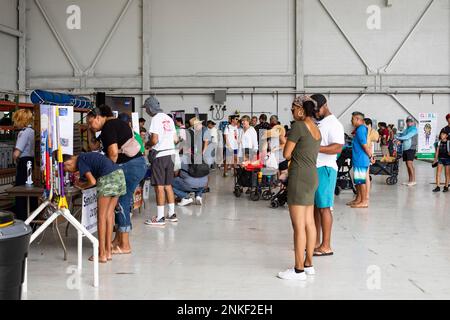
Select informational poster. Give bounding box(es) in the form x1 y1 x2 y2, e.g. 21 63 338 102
57 106 74 155
132 112 139 134
82 188 98 234
40 105 74 156
417 112 437 160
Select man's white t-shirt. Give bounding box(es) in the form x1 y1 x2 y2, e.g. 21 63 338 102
224 124 239 150
149 113 176 158
316 114 345 170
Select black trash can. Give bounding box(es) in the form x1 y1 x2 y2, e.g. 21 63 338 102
0 211 32 300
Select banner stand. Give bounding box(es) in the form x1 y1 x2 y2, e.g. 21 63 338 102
22 203 99 294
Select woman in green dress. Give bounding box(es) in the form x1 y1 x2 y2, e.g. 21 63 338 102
278 96 322 281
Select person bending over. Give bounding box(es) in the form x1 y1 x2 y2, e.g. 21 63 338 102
64 152 126 263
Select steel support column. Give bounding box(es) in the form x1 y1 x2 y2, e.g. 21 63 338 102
295 0 305 91
18 0 26 93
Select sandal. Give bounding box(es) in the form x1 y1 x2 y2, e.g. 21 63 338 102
351 204 369 208
111 245 131 255
88 255 107 263
313 250 334 257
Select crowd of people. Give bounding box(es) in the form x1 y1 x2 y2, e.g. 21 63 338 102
9 93 448 276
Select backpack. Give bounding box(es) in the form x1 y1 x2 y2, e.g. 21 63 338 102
186 129 210 178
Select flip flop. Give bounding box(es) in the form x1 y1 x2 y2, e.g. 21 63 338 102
351 204 369 208
112 245 131 255
313 250 334 257
88 255 107 263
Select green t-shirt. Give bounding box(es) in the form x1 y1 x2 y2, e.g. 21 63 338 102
134 132 145 153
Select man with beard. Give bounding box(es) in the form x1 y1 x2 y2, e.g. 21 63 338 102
310 94 345 257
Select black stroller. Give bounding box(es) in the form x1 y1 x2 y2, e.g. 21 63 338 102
335 146 357 196
270 179 288 208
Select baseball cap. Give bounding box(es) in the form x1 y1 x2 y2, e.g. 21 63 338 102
406 116 414 122
189 117 203 127
142 96 163 115
310 94 327 109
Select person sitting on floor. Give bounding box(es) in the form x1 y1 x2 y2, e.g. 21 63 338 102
173 162 208 206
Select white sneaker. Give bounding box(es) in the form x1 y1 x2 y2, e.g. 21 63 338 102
304 266 316 275
195 196 203 205
407 182 417 187
178 198 193 206
402 182 409 185
277 268 306 281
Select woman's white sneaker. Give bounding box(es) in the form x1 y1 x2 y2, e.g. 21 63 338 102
195 196 203 205
178 198 193 206
304 266 315 275
277 268 306 281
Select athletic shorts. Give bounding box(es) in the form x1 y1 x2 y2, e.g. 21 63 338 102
403 149 416 162
151 155 175 186
353 166 368 185
315 167 338 208
97 169 126 197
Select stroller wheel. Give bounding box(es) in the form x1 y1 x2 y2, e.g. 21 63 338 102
262 190 272 200
386 177 397 185
334 186 341 196
271 200 279 208
250 191 260 201
234 187 242 198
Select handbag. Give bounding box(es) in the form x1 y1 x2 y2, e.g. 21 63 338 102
120 137 141 157
265 152 278 170
147 148 174 164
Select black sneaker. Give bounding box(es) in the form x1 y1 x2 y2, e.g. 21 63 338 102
433 187 441 193
167 214 178 222
443 187 449 193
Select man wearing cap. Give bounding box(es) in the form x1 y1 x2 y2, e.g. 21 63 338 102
310 94 345 256
395 116 419 186
142 96 179 226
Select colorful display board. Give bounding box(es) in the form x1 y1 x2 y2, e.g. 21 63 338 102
417 112 437 160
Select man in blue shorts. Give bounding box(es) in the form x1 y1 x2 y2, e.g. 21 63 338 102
311 94 345 257
349 112 373 209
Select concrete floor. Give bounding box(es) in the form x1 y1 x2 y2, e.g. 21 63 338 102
24 160 450 300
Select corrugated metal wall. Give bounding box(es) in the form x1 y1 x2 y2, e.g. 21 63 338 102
0 0 19 91
1 0 449 131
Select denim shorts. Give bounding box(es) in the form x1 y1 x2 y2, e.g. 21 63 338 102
439 158 450 166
